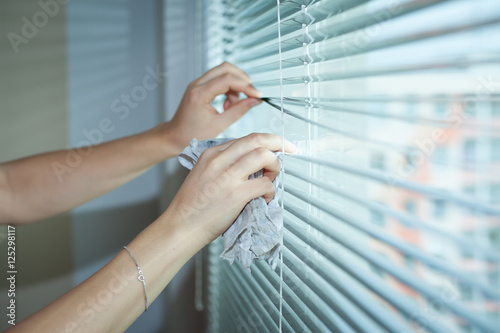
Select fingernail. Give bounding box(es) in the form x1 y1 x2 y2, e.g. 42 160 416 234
250 98 261 107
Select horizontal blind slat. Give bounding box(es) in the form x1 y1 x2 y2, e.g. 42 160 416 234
233 0 368 49
285 167 500 265
256 260 330 332
245 23 500 76
284 170 500 299
207 0 500 332
220 288 250 333
283 186 498 332
287 154 500 216
233 0 381 61
239 0 499 66
224 269 281 331
222 287 260 333
283 226 413 332
231 0 275 20
263 97 500 131
222 269 276 333
262 98 415 153
282 213 452 333
249 264 313 333
224 264 297 332
280 263 356 333
266 95 500 103
220 299 244 333
282 245 388 333
253 55 500 86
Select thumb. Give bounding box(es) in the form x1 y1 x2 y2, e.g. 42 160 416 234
219 97 261 126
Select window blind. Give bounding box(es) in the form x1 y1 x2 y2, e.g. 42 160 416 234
202 0 500 332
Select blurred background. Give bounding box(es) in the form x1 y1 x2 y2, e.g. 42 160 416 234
0 0 204 332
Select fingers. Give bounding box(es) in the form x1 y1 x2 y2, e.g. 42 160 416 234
229 147 281 181
223 90 240 110
200 63 261 114
221 133 296 165
242 177 276 204
201 133 295 203
199 74 262 103
171 63 263 149
210 140 236 152
210 133 296 158
220 97 261 127
194 62 251 85
194 134 293 210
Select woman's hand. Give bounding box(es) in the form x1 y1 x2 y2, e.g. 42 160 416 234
164 62 262 155
164 133 296 246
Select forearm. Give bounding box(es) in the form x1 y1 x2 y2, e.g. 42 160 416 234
0 124 179 224
6 208 203 333
5 133 294 333
0 62 262 224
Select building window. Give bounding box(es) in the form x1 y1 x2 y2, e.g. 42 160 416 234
404 255 414 270
434 102 448 118
370 210 385 227
463 139 476 164
491 184 500 205
464 101 476 118
433 146 447 164
432 199 446 219
405 200 416 214
492 138 500 162
370 152 385 170
406 95 418 116
492 102 500 116
458 283 473 301
489 270 500 286
490 228 500 244
369 262 385 278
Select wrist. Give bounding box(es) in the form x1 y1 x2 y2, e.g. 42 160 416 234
147 123 180 161
154 203 208 255
154 122 189 160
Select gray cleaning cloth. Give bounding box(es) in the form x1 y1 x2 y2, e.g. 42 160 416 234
178 138 282 273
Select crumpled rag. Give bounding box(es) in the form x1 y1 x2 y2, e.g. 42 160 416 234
178 138 282 273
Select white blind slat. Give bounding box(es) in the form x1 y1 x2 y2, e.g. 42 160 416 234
203 0 500 332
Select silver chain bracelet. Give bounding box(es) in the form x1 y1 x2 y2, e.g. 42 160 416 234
123 246 149 311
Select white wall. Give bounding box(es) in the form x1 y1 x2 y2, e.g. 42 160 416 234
160 0 205 332
0 1 204 331
66 1 166 332
0 1 73 331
